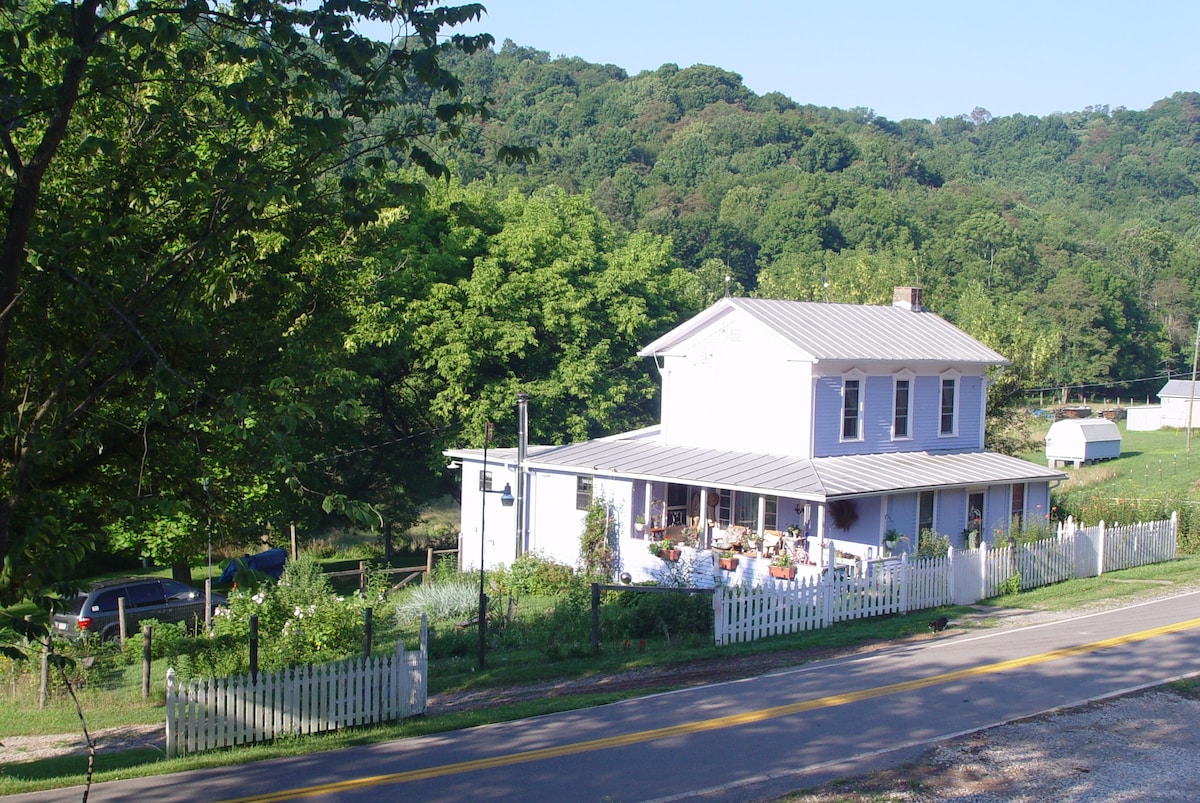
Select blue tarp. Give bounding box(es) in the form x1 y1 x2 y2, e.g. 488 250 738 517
218 548 287 585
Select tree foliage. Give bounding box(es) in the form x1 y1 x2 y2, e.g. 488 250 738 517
436 47 1200 404
0 0 497 603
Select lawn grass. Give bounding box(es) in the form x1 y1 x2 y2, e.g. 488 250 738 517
1020 421 1200 511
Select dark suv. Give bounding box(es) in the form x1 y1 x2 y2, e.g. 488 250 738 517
51 577 226 641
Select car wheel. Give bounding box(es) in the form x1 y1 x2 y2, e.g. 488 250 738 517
100 625 122 643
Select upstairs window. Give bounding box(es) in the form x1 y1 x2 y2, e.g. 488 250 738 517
841 376 862 441
893 376 912 439
575 476 593 511
939 376 958 436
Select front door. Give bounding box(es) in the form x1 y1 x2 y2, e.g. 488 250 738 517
966 489 985 547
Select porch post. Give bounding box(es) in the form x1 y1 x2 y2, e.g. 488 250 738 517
815 504 827 565
698 488 710 547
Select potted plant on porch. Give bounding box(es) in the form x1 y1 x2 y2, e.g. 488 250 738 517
883 528 900 552
649 538 680 562
717 550 739 571
768 550 797 580
634 514 645 533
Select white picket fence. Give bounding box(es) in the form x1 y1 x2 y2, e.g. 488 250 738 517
714 514 1178 645
714 553 953 644
1100 518 1178 572
165 629 427 757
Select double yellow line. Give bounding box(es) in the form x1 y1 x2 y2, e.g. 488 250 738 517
223 616 1200 802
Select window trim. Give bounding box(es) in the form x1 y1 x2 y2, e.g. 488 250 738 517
840 370 866 442
939 370 960 437
892 370 914 440
575 475 594 511
917 490 935 535
1010 483 1026 531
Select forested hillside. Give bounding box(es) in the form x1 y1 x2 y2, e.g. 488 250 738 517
438 41 1200 402
4 6 1198 589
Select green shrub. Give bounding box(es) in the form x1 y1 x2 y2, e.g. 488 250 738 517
493 583 591 659
120 619 190 663
579 499 616 580
427 554 462 585
499 551 575 596
603 588 712 642
209 555 370 670
425 624 476 659
917 529 951 559
997 573 1021 596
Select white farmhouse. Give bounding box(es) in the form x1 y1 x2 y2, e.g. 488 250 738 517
447 289 1065 585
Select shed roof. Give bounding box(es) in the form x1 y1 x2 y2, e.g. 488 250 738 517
638 297 1009 366
1159 379 1200 399
1046 418 1121 442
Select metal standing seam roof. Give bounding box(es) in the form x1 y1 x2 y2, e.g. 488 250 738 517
469 437 1066 501
1159 379 1200 398
639 297 1010 365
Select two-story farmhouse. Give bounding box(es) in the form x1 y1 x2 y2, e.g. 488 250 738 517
448 288 1065 583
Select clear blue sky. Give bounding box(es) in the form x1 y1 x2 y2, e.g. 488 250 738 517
432 0 1200 122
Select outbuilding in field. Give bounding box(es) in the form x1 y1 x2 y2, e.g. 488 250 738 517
1045 418 1122 469
1158 379 1200 429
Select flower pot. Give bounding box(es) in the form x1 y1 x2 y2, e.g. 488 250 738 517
768 565 797 580
718 556 739 571
634 521 645 533
661 548 681 562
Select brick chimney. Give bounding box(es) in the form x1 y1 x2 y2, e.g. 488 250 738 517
892 286 923 311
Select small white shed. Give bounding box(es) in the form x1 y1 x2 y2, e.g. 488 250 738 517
1045 418 1121 468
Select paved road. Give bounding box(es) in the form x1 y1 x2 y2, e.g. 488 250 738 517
13 591 1200 803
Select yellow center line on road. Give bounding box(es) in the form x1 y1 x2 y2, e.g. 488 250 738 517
220 616 1200 802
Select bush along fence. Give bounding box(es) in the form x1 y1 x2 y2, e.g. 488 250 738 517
713 514 1177 645
165 619 428 757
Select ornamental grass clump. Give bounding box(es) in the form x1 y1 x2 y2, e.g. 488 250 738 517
393 576 479 625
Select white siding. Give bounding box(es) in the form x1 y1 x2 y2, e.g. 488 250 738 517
658 310 813 455
458 460 518 571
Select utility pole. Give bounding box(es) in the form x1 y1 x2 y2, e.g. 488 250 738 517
1187 319 1199 452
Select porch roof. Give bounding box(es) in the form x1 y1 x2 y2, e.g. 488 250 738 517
508 437 1065 501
